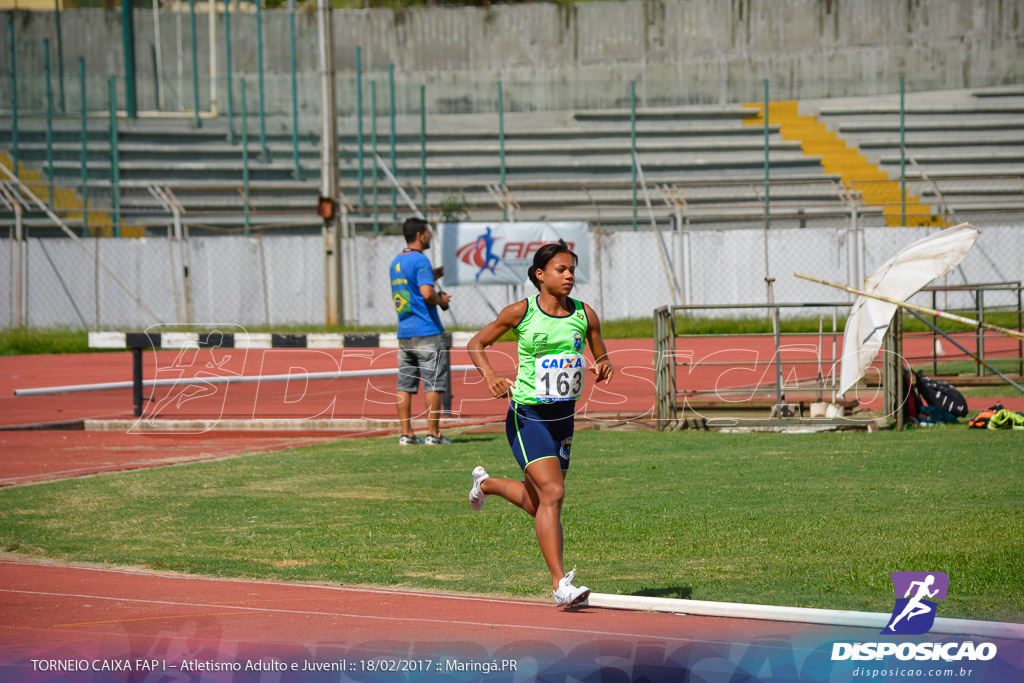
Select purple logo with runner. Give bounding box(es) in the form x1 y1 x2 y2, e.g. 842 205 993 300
882 572 949 635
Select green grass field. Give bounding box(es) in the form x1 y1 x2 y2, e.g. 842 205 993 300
0 428 1021 622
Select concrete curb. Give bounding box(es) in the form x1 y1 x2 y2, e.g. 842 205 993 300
586 594 1024 640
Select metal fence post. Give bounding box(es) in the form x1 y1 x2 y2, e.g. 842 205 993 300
420 83 427 214
189 0 201 128
152 0 164 110
389 64 397 221
80 57 88 237
630 81 637 231
44 39 54 208
150 44 160 111
242 79 250 235
498 80 506 220
256 0 269 160
121 0 137 118
9 15 18 179
289 2 301 180
356 47 364 207
763 79 770 235
55 0 66 113
108 76 121 236
976 288 985 377
900 76 906 226
371 80 379 236
224 0 234 143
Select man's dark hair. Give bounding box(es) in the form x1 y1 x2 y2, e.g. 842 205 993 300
403 217 430 244
528 240 578 289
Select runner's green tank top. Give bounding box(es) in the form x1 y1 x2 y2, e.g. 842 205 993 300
512 296 589 405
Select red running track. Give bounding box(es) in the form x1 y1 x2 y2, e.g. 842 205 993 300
5 334 1020 428
2 557 1021 682
0 555 884 682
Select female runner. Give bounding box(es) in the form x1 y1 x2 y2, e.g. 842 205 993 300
466 240 613 607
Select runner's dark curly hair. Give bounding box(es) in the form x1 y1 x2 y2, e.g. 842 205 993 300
528 240 578 289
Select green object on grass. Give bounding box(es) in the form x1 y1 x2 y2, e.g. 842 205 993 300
987 409 1024 430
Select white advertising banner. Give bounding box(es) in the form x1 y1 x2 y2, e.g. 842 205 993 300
438 222 591 287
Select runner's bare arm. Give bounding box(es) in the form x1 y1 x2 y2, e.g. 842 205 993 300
468 300 527 398
584 303 614 384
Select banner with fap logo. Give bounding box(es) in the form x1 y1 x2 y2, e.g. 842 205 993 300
438 222 591 287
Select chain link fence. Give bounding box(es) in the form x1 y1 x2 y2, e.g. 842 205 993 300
4 215 1024 330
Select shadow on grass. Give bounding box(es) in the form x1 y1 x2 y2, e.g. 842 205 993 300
631 586 694 600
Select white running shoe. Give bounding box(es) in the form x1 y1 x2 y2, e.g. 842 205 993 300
424 434 451 445
398 434 424 446
553 569 591 607
468 466 490 511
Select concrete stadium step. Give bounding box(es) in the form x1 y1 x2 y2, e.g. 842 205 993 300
856 135 1024 148
573 105 758 123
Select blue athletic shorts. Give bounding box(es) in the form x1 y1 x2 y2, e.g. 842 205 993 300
505 400 575 472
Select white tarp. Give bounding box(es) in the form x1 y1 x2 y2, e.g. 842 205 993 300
438 222 591 287
839 223 979 397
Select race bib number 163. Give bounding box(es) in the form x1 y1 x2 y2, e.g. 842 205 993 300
535 354 584 401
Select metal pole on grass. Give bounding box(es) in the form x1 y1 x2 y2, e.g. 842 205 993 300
54 0 65 113
44 40 54 208
257 0 268 160
389 64 397 221
289 0 301 180
356 46 364 207
9 16 19 179
80 58 88 237
630 81 637 231
224 0 234 143
241 79 250 235
108 77 121 236
189 0 201 128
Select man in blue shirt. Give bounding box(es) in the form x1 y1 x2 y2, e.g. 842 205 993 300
391 218 452 446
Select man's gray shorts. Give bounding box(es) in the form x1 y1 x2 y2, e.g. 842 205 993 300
397 334 450 393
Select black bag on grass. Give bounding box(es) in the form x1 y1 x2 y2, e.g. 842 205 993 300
914 371 968 418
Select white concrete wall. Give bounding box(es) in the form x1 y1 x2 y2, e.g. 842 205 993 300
3 224 1022 330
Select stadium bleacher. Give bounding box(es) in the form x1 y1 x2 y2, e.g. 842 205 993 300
1 86 1022 234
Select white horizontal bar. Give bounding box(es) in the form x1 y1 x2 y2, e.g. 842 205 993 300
87 331 127 349
234 333 272 349
305 333 345 348
160 332 199 349
14 365 478 397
